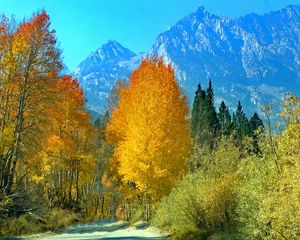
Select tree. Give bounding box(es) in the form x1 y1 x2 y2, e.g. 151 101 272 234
0 11 110 230
249 112 264 153
249 112 263 132
107 79 127 114
191 80 219 148
206 80 220 137
217 101 232 136
0 11 62 194
106 58 190 201
233 101 251 140
35 75 98 212
191 84 202 136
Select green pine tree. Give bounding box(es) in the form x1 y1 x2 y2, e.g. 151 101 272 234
191 84 202 136
250 112 264 154
234 101 251 139
217 100 232 135
191 80 219 148
250 112 263 132
206 80 220 136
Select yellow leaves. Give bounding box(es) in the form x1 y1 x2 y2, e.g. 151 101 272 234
106 58 191 200
236 96 300 239
0 12 101 214
277 95 300 166
0 123 14 155
279 94 300 125
257 162 300 239
31 175 44 183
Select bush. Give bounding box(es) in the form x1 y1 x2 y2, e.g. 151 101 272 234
129 206 144 224
152 171 239 237
171 227 208 240
45 208 78 230
237 153 300 239
0 215 41 237
207 231 241 240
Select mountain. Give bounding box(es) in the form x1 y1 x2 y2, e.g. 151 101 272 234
148 5 300 113
75 5 300 115
74 40 144 112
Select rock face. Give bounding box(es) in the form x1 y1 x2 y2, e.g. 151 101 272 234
75 5 300 114
74 40 144 112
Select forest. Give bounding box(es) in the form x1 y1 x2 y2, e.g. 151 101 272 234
0 11 299 240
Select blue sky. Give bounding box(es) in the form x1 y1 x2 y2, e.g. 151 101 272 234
1 0 299 70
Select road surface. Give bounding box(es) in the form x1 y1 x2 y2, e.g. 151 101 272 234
20 221 166 240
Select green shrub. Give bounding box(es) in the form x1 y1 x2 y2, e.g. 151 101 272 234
207 231 241 240
45 208 78 230
129 205 144 224
152 171 239 236
237 153 300 239
0 215 41 237
171 227 208 240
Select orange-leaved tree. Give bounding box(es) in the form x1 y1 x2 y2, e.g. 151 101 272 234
0 11 62 194
106 58 191 201
41 75 97 209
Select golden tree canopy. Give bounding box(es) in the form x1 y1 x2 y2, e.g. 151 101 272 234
106 58 191 199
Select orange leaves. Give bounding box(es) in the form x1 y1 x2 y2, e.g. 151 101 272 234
57 75 85 107
47 134 74 152
106 58 191 199
16 11 53 48
55 75 90 131
44 72 96 180
0 10 100 212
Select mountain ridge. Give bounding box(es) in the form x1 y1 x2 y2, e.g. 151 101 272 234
74 4 300 114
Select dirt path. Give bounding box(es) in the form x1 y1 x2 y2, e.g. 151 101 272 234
21 221 166 240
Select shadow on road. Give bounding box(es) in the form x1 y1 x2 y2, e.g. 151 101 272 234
61 221 129 234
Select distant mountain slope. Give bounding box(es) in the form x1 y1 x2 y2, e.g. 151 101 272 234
148 5 300 112
74 40 144 111
75 5 300 114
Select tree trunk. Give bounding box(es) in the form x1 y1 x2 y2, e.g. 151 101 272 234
101 195 105 219
4 49 33 195
125 197 130 221
144 193 151 221
68 169 73 208
75 162 80 209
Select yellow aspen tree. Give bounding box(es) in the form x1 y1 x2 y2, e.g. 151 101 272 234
106 58 191 200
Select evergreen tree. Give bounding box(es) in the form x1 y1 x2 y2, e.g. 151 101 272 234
241 118 251 137
191 84 206 138
250 112 263 132
234 101 251 138
250 112 264 154
191 84 202 136
191 80 219 148
206 80 214 106
232 112 237 130
206 80 220 136
217 101 232 135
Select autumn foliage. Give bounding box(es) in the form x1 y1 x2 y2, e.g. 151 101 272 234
106 58 191 200
0 12 102 231
1 8 299 240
